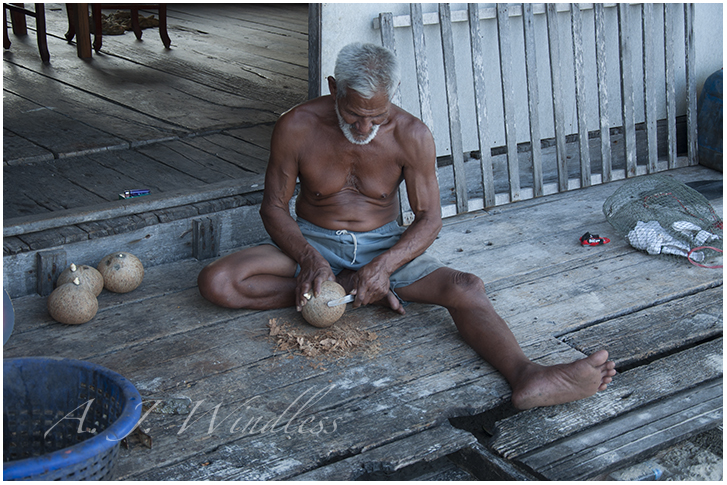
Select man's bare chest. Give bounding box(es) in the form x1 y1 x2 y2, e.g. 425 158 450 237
298 149 403 201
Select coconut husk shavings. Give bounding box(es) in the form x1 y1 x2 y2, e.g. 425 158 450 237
267 316 380 359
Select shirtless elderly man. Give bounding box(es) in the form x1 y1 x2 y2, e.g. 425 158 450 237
198 43 615 410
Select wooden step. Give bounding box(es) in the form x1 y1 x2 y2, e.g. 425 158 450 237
3 175 268 298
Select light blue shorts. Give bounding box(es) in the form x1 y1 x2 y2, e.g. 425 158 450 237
267 218 444 293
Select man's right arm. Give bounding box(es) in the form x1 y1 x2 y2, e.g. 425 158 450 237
259 109 335 309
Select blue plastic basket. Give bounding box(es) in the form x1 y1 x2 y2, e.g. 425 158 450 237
3 358 142 481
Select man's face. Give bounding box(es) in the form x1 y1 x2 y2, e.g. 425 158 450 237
334 89 390 145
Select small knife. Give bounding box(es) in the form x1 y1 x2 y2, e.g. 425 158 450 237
327 294 355 307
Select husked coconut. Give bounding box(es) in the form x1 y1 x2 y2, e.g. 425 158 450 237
57 263 104 296
48 278 98 325
301 281 347 328
98 252 144 293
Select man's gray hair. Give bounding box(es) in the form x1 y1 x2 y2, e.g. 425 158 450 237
334 43 400 101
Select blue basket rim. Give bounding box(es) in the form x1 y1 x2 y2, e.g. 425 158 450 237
3 357 142 480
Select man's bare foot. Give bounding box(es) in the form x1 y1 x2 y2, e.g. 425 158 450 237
510 350 616 410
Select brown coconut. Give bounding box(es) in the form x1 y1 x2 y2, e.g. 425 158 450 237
97 252 144 293
48 278 98 325
57 263 104 297
301 281 347 328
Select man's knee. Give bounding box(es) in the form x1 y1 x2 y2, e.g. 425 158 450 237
197 263 227 303
450 270 486 293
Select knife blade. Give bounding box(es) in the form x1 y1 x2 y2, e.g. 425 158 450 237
327 294 355 307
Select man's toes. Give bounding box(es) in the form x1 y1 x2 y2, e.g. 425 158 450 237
587 349 609 366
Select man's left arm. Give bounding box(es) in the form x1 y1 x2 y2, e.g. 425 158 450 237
351 121 442 306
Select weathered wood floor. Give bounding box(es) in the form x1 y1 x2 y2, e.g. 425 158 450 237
3 3 723 481
4 166 722 480
4 3 307 219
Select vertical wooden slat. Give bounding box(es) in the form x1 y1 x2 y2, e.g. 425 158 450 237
438 3 468 213
594 3 612 183
642 3 658 173
36 249 66 297
192 216 221 261
684 3 698 165
378 12 402 107
409 3 435 134
467 3 496 208
307 4 322 100
618 3 637 177
378 12 396 53
522 3 543 197
571 4 590 187
546 4 568 192
379 12 411 224
496 4 520 201
408 3 438 224
663 3 678 169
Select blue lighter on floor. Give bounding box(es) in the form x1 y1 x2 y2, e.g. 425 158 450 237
119 189 151 199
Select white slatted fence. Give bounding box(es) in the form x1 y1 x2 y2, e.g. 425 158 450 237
375 3 698 221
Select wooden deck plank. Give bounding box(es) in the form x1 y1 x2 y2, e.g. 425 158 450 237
181 133 270 175
167 4 309 41
2 128 54 165
3 160 107 212
224 124 276 151
91 148 209 193
11 16 283 131
133 142 237 185
563 286 723 368
3 51 185 150
47 4 308 75
291 424 477 480
155 139 258 179
51 153 168 202
11 225 91 252
490 338 723 459
2 180 54 219
2 87 128 158
62 26 307 113
114 344 575 481
518 379 722 480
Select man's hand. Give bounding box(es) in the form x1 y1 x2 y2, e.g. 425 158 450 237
295 254 336 312
348 260 405 315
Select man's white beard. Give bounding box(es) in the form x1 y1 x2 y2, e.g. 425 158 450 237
335 101 379 145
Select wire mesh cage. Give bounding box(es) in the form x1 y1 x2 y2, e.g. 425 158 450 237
603 174 722 267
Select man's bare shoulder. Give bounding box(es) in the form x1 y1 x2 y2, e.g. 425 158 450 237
275 96 334 136
389 107 435 158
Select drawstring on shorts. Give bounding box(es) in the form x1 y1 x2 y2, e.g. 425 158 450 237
336 229 358 264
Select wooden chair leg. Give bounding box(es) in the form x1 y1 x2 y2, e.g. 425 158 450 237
34 3 49 62
130 7 142 40
4 6 11 49
158 4 170 48
65 3 77 41
75 2 91 58
92 3 102 52
10 3 27 36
